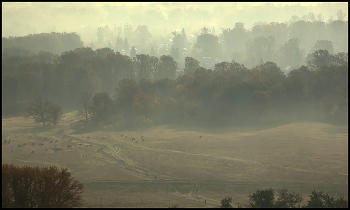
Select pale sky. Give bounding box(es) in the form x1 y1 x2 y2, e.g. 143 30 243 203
2 2 348 42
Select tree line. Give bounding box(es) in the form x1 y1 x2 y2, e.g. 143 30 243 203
3 46 347 128
220 188 348 208
2 32 84 56
85 50 347 129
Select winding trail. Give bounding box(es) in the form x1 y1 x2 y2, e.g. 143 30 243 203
59 131 346 208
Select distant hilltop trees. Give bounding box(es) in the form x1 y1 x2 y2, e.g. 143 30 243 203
2 32 84 55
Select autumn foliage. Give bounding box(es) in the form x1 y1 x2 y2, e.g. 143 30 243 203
2 164 84 208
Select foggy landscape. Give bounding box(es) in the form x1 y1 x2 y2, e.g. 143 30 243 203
2 2 348 208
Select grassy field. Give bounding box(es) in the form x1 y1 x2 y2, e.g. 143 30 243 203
2 111 348 207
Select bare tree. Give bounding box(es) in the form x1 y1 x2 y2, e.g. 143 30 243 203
25 97 51 127
78 91 92 123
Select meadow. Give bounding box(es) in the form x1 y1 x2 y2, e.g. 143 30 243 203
2 111 348 207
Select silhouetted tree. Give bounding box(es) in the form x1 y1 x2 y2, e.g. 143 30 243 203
25 97 51 127
220 196 232 208
247 188 275 208
274 188 302 208
2 164 84 208
89 92 114 125
184 56 200 75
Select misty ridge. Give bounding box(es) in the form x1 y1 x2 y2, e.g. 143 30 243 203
2 3 348 130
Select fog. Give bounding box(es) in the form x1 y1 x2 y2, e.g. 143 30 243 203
2 2 347 41
2 2 348 208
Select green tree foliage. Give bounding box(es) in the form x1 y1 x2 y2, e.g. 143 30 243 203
274 188 302 208
184 56 200 75
220 196 232 208
156 55 178 80
2 74 20 111
135 54 154 80
279 38 304 68
2 32 83 55
312 40 334 54
89 92 114 126
247 188 275 208
46 99 62 127
246 36 276 67
307 50 333 70
2 164 84 208
304 189 339 208
194 28 222 59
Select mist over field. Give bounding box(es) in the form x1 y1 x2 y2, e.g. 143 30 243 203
2 2 348 208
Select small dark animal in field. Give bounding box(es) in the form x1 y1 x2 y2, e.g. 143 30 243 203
55 140 58 142
39 143 44 146
54 144 57 147
23 143 27 146
199 135 202 138
3 140 7 144
87 136 89 139
132 138 135 141
18 145 22 147
67 145 72 148
142 139 144 142
44 137 49 141
49 141 53 143
46 149 48 151
52 148 62 152
121 134 124 137
31 151 34 154
135 140 138 143
78 143 82 146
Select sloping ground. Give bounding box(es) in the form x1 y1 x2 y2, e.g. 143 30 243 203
2 112 348 207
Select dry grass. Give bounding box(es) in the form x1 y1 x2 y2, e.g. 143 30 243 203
2 111 348 207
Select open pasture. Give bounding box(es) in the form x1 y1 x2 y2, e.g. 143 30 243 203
2 111 348 207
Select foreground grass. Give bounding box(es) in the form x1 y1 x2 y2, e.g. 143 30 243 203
2 111 348 207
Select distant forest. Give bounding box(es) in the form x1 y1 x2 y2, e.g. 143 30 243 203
2 18 348 69
2 46 347 129
2 18 348 128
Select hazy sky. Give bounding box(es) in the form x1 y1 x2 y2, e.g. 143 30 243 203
2 2 348 43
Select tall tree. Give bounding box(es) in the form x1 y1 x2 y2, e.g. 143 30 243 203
78 91 92 123
2 164 84 208
156 55 178 80
247 188 275 208
25 97 51 127
46 99 62 127
220 196 232 208
274 188 303 208
89 92 114 125
184 56 200 75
